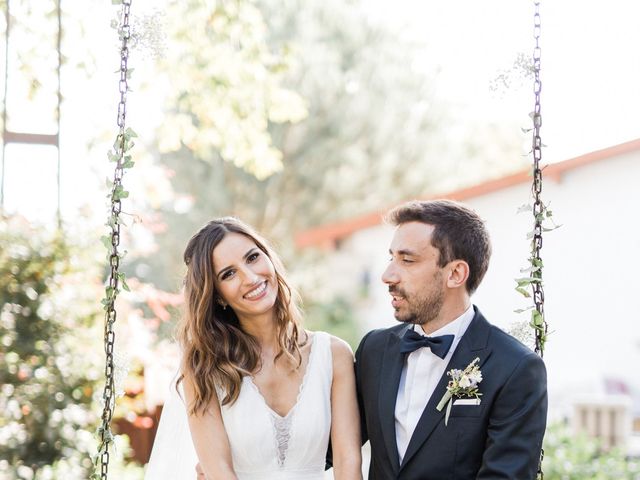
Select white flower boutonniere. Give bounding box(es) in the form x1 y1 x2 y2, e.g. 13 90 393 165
436 357 483 426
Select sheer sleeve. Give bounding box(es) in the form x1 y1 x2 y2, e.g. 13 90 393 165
144 372 198 479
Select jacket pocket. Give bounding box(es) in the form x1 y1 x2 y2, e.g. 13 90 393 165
448 403 483 418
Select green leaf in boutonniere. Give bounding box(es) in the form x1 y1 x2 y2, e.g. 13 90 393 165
436 357 483 426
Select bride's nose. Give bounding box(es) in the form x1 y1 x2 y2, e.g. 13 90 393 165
240 266 260 286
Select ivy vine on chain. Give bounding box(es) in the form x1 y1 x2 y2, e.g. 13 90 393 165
514 199 560 354
92 1 135 478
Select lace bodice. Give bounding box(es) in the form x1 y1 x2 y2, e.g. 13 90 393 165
219 331 333 480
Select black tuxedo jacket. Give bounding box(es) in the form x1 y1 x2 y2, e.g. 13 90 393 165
355 307 547 480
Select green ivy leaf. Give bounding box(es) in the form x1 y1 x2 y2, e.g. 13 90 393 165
514 306 534 314
112 185 129 200
118 273 130 292
100 235 112 250
106 215 118 229
531 309 544 326
519 265 541 274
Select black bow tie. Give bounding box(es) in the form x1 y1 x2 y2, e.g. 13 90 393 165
399 329 455 359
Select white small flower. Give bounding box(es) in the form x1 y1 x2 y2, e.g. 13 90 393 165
469 370 483 384
459 376 472 388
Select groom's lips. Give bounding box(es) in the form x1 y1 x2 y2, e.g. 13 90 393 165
391 295 404 309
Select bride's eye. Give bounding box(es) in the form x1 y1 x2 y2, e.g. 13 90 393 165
247 252 260 263
221 269 235 280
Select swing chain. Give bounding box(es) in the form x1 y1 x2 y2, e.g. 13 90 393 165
98 1 132 478
532 3 546 479
531 0 546 359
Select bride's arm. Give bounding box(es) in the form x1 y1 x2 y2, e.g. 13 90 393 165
183 374 238 480
329 337 363 480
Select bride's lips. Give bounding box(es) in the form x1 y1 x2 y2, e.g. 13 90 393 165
243 280 269 301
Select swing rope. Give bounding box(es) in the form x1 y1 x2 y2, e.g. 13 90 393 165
96 1 133 478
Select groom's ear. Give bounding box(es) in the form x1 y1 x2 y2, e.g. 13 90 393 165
446 260 469 290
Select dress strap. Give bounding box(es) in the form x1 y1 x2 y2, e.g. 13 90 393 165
308 331 333 386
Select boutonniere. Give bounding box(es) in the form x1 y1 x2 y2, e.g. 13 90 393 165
436 357 483 426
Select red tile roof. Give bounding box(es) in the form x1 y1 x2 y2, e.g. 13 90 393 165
296 138 640 248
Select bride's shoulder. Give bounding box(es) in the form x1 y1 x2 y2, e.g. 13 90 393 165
307 330 354 364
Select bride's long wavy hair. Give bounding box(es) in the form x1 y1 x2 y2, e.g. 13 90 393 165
176 217 305 415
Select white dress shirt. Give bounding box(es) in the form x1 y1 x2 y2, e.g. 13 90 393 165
394 305 475 463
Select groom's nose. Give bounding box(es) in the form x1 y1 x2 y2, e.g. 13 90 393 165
382 263 399 285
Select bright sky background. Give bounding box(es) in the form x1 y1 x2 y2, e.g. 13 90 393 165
366 0 640 161
3 0 639 224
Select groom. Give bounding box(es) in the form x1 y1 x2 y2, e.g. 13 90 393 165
356 199 547 479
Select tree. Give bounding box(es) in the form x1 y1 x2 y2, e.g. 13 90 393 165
155 0 308 180
0 216 144 479
133 0 523 293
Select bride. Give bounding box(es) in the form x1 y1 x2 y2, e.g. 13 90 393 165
145 218 362 480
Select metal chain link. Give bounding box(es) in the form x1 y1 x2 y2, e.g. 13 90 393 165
98 1 132 478
532 3 546 479
531 1 546 358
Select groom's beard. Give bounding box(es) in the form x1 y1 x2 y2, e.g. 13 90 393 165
390 271 445 326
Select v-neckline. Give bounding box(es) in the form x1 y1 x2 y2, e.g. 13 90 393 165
247 333 318 419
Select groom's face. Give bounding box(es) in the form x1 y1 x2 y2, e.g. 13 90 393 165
382 221 447 327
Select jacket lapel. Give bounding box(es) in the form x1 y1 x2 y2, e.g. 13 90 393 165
400 308 493 470
377 325 410 474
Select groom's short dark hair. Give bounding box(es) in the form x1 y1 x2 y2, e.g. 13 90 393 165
385 199 491 294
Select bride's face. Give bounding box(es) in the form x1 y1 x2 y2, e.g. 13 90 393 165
212 232 278 321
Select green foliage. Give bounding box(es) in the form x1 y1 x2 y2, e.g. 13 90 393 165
304 297 360 351
157 0 307 179
0 218 92 476
542 422 640 479
0 217 145 479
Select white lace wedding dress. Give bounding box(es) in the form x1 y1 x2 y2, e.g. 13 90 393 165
145 331 332 480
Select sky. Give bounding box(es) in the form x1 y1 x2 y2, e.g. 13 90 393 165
2 0 639 223
366 0 640 161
